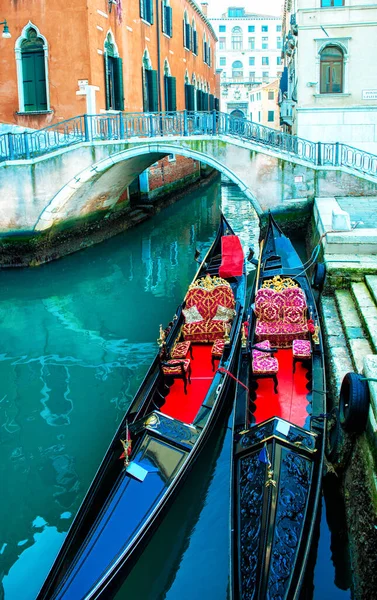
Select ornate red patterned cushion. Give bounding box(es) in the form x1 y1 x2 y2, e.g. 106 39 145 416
255 289 284 319
211 338 225 357
284 306 306 324
252 340 271 358
252 355 279 374
162 359 190 375
183 319 226 341
186 285 235 321
282 287 307 309
292 339 312 358
255 321 281 335
171 341 191 359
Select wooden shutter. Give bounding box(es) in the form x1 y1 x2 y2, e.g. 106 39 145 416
193 30 197 54
146 69 158 112
140 0 145 19
147 0 153 24
167 6 173 36
196 89 201 111
185 23 191 49
161 1 166 32
208 46 211 66
114 57 124 111
104 53 110 110
209 94 214 111
185 84 195 110
204 41 207 63
214 97 219 111
166 76 176 111
203 92 209 111
142 67 148 111
22 53 37 111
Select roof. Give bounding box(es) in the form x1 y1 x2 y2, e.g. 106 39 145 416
189 0 218 41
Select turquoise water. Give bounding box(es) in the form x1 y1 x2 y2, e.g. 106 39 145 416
0 177 350 599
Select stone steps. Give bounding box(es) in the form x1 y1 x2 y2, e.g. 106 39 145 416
334 289 373 374
350 282 377 353
320 296 354 399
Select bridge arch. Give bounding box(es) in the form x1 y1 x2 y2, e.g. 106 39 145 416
34 143 262 232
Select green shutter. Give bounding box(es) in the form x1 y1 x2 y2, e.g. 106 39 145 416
161 1 166 33
209 94 214 111
35 52 47 110
114 57 124 111
104 53 110 110
196 89 202 111
22 53 37 111
142 67 148 111
185 23 191 49
185 84 195 110
167 7 173 36
140 0 145 19
146 69 158 112
165 76 176 111
193 30 197 54
147 0 153 24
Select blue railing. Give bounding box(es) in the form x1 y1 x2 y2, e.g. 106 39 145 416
1 110 377 179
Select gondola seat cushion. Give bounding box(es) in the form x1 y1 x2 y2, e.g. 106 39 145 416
182 275 235 342
252 354 279 374
252 340 272 357
162 359 191 376
254 286 309 347
171 341 192 359
211 338 225 358
292 339 312 359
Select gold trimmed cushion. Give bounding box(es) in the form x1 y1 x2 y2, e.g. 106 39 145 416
182 305 203 324
212 304 236 322
171 341 191 359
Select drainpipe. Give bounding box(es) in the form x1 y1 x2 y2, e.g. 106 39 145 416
156 0 163 112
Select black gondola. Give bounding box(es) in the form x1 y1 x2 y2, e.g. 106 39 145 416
230 213 326 599
38 214 246 600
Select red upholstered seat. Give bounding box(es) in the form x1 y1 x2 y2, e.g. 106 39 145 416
171 341 192 359
292 339 312 358
182 275 235 342
211 338 225 371
252 354 279 374
254 284 309 348
162 359 191 375
252 340 271 357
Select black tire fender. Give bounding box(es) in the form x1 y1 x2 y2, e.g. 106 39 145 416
339 372 370 434
312 262 326 291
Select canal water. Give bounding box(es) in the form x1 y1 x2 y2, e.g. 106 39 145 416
0 176 350 599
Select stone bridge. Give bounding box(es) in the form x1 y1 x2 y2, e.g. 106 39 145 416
1 111 377 238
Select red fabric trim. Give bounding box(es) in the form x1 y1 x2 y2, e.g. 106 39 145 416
219 235 244 278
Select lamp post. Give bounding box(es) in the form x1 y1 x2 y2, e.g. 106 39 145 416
0 20 11 39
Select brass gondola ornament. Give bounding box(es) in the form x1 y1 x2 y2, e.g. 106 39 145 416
120 421 132 468
312 321 320 345
241 321 247 348
157 324 166 348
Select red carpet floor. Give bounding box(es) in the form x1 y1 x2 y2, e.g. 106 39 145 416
161 345 214 424
253 349 310 428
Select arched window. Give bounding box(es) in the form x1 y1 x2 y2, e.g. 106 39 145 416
192 19 198 55
231 26 243 51
185 71 194 110
16 23 49 112
164 59 176 111
320 45 343 93
104 32 124 111
232 60 243 79
162 0 172 37
230 109 245 119
183 11 191 50
142 49 158 112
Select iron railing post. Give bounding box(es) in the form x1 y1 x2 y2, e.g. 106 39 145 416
84 114 91 142
149 113 155 137
212 110 217 135
119 112 125 140
183 110 188 136
335 141 340 166
7 133 14 161
23 132 30 159
316 141 322 166
225 113 230 135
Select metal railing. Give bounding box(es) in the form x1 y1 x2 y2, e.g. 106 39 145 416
1 110 377 179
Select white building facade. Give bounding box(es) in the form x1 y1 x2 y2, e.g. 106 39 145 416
210 7 283 120
281 0 377 153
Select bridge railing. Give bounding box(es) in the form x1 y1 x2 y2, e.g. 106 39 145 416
1 110 377 180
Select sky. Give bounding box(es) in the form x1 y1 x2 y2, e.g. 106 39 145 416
205 0 284 18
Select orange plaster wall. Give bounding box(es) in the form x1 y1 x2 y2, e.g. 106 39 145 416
0 0 217 128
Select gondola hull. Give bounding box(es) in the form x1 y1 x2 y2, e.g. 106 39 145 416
230 214 326 599
38 215 246 600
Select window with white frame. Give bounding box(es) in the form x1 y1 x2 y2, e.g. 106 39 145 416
231 26 243 51
16 24 49 112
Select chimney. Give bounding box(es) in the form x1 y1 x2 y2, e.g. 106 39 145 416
201 2 208 16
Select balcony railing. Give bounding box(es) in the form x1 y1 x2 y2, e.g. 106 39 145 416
0 111 376 179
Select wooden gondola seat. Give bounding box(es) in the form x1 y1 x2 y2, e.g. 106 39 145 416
170 341 193 359
251 340 279 394
292 339 312 373
160 358 192 395
211 338 225 371
255 286 309 348
182 274 235 342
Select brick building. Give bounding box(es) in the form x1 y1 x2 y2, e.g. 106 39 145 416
0 0 219 199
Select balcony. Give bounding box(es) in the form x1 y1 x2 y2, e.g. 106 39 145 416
279 98 295 126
